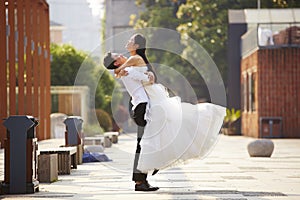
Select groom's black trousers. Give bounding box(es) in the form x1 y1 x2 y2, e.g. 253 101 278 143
129 101 148 182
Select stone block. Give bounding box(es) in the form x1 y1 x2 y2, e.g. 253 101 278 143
77 144 83 165
247 139 274 157
104 132 119 144
83 137 102 145
38 154 58 183
103 136 112 148
111 135 118 144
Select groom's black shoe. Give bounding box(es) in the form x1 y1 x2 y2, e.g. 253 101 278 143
135 181 159 192
152 169 159 176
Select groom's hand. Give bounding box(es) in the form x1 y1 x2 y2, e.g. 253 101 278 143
118 69 128 77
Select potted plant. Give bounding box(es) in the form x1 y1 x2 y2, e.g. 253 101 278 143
223 108 241 135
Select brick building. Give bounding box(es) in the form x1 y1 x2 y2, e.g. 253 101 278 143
50 20 64 44
241 47 300 138
228 9 300 138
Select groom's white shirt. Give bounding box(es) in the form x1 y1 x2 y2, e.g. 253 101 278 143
119 67 149 110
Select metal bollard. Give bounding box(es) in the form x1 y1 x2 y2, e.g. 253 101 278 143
63 116 83 146
1 115 39 194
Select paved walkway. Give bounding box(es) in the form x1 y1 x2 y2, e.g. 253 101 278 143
0 134 300 200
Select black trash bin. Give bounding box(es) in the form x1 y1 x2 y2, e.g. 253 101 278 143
1 115 39 194
63 116 83 146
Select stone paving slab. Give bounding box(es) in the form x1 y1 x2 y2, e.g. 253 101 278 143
0 134 300 200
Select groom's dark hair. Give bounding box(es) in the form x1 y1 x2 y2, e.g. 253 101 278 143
103 52 118 69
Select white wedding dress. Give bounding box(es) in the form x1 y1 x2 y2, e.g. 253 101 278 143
132 67 226 173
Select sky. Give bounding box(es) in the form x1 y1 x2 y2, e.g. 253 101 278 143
47 0 105 52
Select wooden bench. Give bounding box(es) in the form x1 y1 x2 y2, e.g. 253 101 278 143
39 146 77 175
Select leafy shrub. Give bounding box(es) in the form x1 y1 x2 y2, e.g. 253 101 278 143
114 105 129 124
223 108 241 135
95 109 112 132
224 108 241 128
83 123 104 137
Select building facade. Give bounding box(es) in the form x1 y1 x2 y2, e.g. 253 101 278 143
105 0 144 52
50 20 64 44
241 47 300 138
229 9 300 138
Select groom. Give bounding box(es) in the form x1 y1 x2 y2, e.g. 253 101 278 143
103 52 159 192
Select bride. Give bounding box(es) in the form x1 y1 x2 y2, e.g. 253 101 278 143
107 33 226 173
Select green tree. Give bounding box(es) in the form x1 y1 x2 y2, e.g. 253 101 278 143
95 68 122 114
51 43 96 86
50 43 121 113
176 0 300 84
134 0 300 101
263 0 300 8
134 0 210 101
177 1 231 82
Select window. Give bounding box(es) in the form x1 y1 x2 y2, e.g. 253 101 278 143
51 94 59 113
241 73 248 112
249 72 256 112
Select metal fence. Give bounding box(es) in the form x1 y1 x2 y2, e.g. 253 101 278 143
0 0 51 147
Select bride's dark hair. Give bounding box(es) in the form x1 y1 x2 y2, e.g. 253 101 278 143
133 34 157 82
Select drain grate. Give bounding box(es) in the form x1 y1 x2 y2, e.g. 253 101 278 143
4 194 74 198
195 190 287 197
238 167 269 171
216 198 247 200
205 162 231 165
242 191 287 196
195 190 240 195
162 190 287 196
221 176 255 180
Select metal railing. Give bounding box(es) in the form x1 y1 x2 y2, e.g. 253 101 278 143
242 23 300 57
